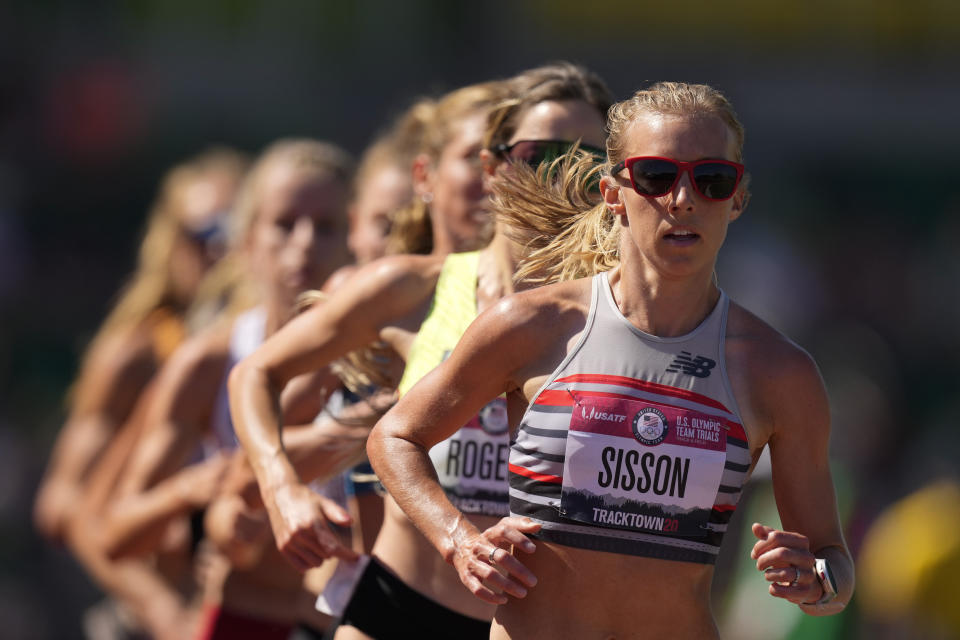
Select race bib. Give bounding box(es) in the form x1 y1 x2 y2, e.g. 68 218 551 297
560 394 727 537
429 396 510 516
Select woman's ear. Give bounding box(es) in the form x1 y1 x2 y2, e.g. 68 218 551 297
479 149 500 196
599 175 625 217
729 187 749 222
412 153 433 201
479 148 498 178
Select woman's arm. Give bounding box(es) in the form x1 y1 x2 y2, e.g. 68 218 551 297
63 403 194 640
104 454 230 559
33 327 155 542
101 331 342 559
229 256 440 571
99 328 229 557
232 399 391 509
746 339 854 615
368 294 565 603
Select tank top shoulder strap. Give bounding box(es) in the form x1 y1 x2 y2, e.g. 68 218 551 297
207 306 267 453
229 306 267 363
397 251 479 396
594 270 730 345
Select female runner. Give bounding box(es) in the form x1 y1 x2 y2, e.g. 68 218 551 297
368 81 855 639
33 148 247 638
100 139 355 639
34 147 246 544
228 62 611 639
200 97 441 608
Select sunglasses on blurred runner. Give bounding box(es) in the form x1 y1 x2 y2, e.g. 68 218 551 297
611 156 745 201
181 215 228 257
493 139 607 167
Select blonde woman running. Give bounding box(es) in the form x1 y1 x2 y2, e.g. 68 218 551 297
368 81 854 639
101 140 355 639
33 148 246 639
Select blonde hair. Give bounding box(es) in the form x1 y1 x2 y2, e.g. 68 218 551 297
189 139 354 324
354 97 435 200
307 82 510 398
495 149 615 285
499 81 747 285
90 147 249 344
385 81 507 256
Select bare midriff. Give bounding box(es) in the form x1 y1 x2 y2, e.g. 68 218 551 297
371 494 500 621
213 545 331 627
492 540 719 640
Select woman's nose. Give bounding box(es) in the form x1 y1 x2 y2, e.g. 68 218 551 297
668 170 697 213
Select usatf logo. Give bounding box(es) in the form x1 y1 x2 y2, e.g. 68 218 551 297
666 351 716 378
632 407 668 446
478 398 509 435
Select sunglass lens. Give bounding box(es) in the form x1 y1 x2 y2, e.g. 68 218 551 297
693 163 740 200
630 158 679 196
507 141 565 167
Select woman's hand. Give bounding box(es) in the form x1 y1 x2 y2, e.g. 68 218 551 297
264 481 358 572
176 453 231 508
451 516 541 605
204 493 270 568
751 522 823 605
33 480 75 543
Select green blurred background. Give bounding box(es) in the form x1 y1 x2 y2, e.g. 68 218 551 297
2 1 959 638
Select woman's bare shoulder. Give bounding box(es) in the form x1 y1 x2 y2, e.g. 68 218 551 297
463 277 593 359
335 254 445 312
71 322 158 414
499 277 593 324
726 301 827 438
726 302 819 378
86 322 156 375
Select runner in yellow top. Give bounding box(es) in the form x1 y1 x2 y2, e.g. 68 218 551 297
399 251 511 518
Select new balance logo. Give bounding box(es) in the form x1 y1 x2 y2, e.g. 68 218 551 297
666 351 716 378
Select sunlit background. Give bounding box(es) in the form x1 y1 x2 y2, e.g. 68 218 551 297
3 1 959 638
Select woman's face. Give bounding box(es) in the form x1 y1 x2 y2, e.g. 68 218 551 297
421 111 489 252
602 112 746 281
169 171 238 303
486 99 607 243
505 99 607 156
348 164 410 264
248 162 350 303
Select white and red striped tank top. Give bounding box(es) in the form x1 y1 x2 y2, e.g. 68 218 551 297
508 271 752 564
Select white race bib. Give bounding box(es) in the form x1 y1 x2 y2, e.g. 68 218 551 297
429 397 510 516
560 394 727 537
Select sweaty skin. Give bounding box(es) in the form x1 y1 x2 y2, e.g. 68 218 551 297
368 112 853 639
230 99 608 628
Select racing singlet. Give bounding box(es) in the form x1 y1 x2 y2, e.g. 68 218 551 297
208 306 267 453
207 306 347 505
508 272 752 563
397 251 510 517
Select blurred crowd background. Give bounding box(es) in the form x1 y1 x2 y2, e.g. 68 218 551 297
2 1 959 638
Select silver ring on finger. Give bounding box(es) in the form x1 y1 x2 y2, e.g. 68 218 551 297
489 547 499 565
790 566 800 586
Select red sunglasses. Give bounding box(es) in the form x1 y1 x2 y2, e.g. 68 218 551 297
611 156 745 201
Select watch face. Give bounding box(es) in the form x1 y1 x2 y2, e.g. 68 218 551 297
815 558 838 597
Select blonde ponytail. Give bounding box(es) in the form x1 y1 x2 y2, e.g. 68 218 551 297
494 149 619 285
